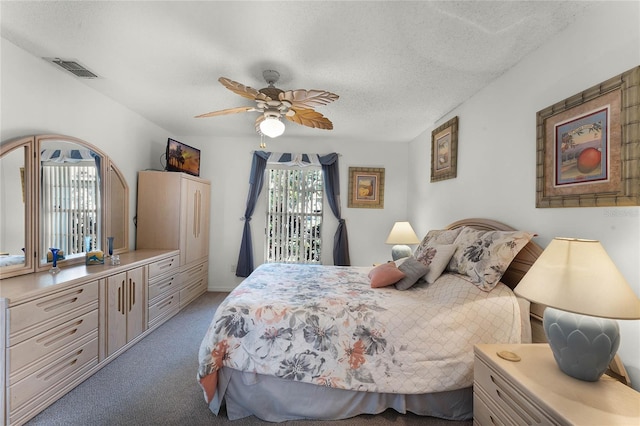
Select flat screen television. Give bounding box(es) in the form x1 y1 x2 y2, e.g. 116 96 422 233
165 138 200 176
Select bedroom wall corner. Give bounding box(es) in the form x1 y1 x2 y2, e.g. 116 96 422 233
407 1 640 390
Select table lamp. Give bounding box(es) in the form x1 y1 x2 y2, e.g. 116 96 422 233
514 237 640 381
385 221 420 260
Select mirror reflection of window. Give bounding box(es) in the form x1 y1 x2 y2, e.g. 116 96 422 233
40 144 102 264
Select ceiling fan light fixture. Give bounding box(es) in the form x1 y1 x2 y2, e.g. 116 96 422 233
259 116 285 138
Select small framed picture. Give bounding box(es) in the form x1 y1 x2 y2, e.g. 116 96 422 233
430 116 458 182
348 167 385 208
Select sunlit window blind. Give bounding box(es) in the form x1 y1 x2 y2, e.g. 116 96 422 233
265 168 323 263
41 164 100 257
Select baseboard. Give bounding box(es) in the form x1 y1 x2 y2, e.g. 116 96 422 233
207 283 236 293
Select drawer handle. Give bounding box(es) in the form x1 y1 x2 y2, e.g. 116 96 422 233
186 266 205 277
186 278 204 290
157 296 174 310
36 319 82 347
37 289 83 312
156 258 176 271
36 349 83 382
157 278 175 290
491 375 540 425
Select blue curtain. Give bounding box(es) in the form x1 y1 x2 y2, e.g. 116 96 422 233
319 153 350 266
235 151 270 277
236 151 350 277
89 151 101 187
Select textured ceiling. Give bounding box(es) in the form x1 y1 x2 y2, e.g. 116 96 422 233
1 1 598 144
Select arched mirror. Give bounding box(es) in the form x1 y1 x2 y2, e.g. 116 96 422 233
0 137 34 278
0 135 129 278
107 162 129 257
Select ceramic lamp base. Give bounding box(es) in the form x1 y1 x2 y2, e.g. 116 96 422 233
543 307 620 381
391 245 412 261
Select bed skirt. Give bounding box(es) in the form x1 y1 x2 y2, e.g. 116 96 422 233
211 367 473 422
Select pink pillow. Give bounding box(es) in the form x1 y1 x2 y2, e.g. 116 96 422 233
369 262 406 288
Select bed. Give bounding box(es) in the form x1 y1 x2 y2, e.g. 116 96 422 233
197 218 543 421
0 254 25 267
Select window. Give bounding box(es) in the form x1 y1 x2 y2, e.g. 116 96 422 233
41 164 100 259
265 167 323 263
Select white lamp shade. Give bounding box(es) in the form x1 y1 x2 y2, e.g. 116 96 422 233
514 237 640 320
259 117 285 138
385 222 420 245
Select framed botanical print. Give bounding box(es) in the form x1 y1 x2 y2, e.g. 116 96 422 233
430 116 458 182
348 167 384 208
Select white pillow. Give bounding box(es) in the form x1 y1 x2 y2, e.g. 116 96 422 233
415 244 457 284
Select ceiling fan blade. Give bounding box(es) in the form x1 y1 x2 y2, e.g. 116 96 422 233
286 107 334 130
194 106 255 118
279 90 339 109
218 77 260 100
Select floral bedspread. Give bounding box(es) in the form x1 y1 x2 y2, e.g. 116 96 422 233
197 263 521 403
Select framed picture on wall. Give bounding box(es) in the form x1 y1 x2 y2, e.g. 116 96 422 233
430 116 458 182
348 167 385 208
536 66 639 207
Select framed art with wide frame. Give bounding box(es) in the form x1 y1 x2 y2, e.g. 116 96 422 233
430 116 458 182
348 167 385 208
536 66 639 208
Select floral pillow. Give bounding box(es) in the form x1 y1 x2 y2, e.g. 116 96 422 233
415 244 457 284
414 227 463 260
368 262 406 288
447 227 534 291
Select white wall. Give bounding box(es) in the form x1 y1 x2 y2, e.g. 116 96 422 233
174 135 409 291
1 37 170 251
408 1 640 389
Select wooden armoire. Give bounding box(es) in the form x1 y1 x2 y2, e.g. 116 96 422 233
136 171 210 314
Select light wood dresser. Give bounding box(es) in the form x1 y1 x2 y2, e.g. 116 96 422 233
474 343 640 426
0 249 182 426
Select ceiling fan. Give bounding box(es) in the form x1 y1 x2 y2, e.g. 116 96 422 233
195 70 339 138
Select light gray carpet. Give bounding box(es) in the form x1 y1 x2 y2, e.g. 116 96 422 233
26 292 472 426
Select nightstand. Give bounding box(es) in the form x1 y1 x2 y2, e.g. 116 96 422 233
474 343 640 425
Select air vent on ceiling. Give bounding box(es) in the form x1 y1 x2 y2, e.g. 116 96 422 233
46 58 99 79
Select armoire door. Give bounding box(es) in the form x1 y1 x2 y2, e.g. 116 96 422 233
184 179 210 265
106 266 145 356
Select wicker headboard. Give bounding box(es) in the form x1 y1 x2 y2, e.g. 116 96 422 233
445 218 543 291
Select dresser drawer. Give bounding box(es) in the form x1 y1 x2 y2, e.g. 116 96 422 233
474 357 551 425
148 291 180 328
9 281 99 338
148 255 179 279
10 333 98 410
148 272 181 302
474 385 517 426
10 309 98 375
180 260 207 283
179 272 207 308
